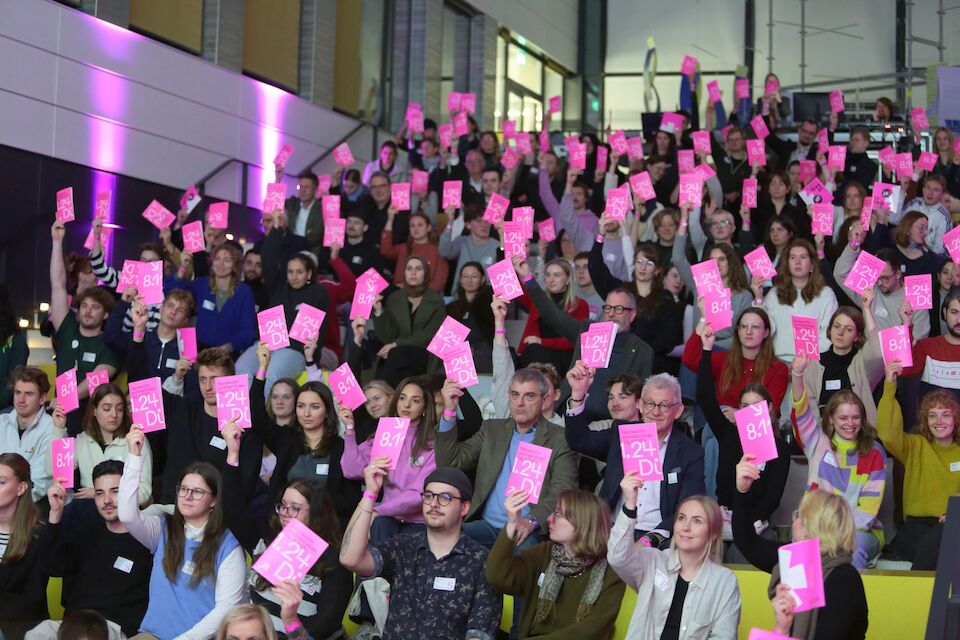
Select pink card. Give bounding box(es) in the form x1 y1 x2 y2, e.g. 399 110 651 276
137 261 164 306
328 362 366 411
568 142 587 171
506 441 553 504
691 131 711 154
548 95 562 113
319 175 332 196
257 305 290 351
427 316 471 359
264 183 287 213
442 180 462 209
83 224 113 251
129 377 167 433
500 147 520 171
746 139 766 167
904 274 933 310
677 149 695 173
660 112 684 135
749 629 798 640
438 123 453 148
810 203 834 236
878 145 895 168
680 55 697 78
745 246 777 280
627 136 645 161
893 152 914 178
707 80 722 104
253 517 329 586
764 77 780 94
512 206 535 239
442 342 479 388
829 90 845 113
411 169 430 195
349 269 390 320
827 145 846 171
945 226 960 262
580 321 618 369
142 200 175 229
916 151 937 173
502 119 517 138
609 129 628 156
207 202 229 229
502 221 527 260
870 181 901 211
702 288 733 331
799 160 818 184
180 185 200 213
605 186 631 220
116 259 140 293
95 190 112 219
453 111 470 137
859 197 873 232
742 177 758 208
56 368 80 414
817 128 829 153
879 325 913 368
51 438 75 488
735 78 750 99
178 327 197 363
596 145 609 172
289 303 327 344
322 195 341 221
406 104 424 133
538 219 556 242
391 183 411 211
792 315 821 361
618 423 664 481
460 93 476 114
487 258 524 301
332 142 354 166
678 173 703 207
778 538 825 613
843 250 885 295
370 417 411 469
629 172 657 202
750 115 770 140
734 400 778 464
483 192 510 224
85 369 109 395
799 178 831 206
447 91 461 112
911 107 929 130
182 220 205 254
694 163 716 180
274 144 295 169
56 187 75 223
516 134 533 156
955 137 960 156
215 374 252 430
691 259 724 296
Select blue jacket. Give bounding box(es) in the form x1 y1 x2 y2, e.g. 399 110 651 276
165 277 256 353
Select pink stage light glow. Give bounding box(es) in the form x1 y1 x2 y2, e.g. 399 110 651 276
254 82 291 207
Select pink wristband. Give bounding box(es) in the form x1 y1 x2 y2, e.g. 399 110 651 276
284 620 302 633
256 369 266 378
132 331 145 341
523 274 535 283
362 491 378 503
495 329 505 334
639 536 652 548
443 409 457 420
595 234 604 243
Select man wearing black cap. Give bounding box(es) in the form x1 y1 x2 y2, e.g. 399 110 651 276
338 209 384 277
340 464 502 640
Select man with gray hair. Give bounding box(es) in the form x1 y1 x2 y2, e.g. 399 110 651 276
435 367 578 549
565 367 705 548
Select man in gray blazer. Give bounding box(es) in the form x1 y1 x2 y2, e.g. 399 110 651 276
436 367 578 549
284 171 326 258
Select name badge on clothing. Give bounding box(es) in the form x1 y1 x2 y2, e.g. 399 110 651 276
825 379 841 391
209 436 227 450
351 256 363 264
823 452 838 467
433 577 456 591
951 461 960 472
537 573 545 588
182 561 195 576
113 557 134 573
202 299 216 311
654 570 670 591
82 352 97 363
165 358 179 370
316 463 329 475
668 472 678 484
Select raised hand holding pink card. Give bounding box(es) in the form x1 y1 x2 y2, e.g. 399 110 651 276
56 187 75 223
604 186 630 221
877 146 895 168
322 195 341 221
516 135 533 156
595 146 608 173
843 250 885 295
483 193 510 224
799 178 832 206
691 131 711 154
680 55 697 78
180 185 200 213
453 111 470 137
746 139 766 167
548 95 562 113
660 112 684 135
460 93 476 114
447 91 461 112
56 368 80 413
142 200 175 229
629 172 657 202
734 400 778 464
116 260 140 293
500 147 520 171
707 80 722 104
879 325 913 368
506 442 552 503
411 169 430 196
817 128 829 152
328 362 366 411
427 317 471 358
487 258 524 301
83 223 113 251
52 438 75 488
512 206 535 239
609 130 628 156
207 202 229 229
736 78 750 99
274 144 295 169
742 178 758 208
443 342 479 388
745 246 776 280
258 305 290 351
799 160 817 184
916 151 937 173
289 303 327 344
442 180 462 209
502 221 527 260
182 221 205 254
750 115 770 140
911 107 929 130
945 227 960 263
137 261 164 306
702 288 733 331
678 173 703 207
350 269 390 320
893 153 914 178
690 259 724 296
332 143 354 166
827 145 846 171
178 327 197 362
778 538 825 613
253 518 329 586
85 370 109 395
677 149 695 173
129 377 167 432
264 183 287 213
764 77 780 95
810 203 834 236
618 423 664 481
95 190 112 219
792 316 821 361
391 183 411 211
579 322 617 369
538 219 556 242
859 197 873 232
627 137 645 161
215 375 252 430
502 119 517 138
829 90 845 113
568 142 587 171
904 274 933 310
370 417 411 469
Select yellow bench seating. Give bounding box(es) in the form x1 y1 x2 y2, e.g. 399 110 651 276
46 566 933 639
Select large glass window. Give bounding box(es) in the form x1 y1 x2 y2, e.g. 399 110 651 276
507 43 543 95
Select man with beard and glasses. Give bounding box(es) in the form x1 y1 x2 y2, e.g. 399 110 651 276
339 466 501 640
28 461 153 640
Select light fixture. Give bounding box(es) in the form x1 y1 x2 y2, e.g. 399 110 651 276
18 319 29 329
39 302 50 312
226 233 234 241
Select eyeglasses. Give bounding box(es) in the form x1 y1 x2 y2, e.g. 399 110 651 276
176 485 213 500
642 400 681 414
711 219 733 228
275 502 310 517
602 305 635 315
635 259 657 268
421 491 462 506
550 510 567 521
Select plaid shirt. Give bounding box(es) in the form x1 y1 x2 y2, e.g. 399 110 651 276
370 530 501 640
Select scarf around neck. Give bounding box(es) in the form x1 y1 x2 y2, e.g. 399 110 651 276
534 543 608 624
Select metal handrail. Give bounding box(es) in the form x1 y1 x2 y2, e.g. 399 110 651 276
297 121 371 175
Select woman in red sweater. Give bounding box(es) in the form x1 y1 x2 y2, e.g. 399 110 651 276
381 210 449 292
516 258 589 375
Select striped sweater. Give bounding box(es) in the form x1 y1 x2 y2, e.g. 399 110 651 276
791 390 887 540
89 250 162 332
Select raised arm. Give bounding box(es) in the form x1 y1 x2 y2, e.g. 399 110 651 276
339 460 387 577
521 274 582 345
117 427 162 552
49 221 70 330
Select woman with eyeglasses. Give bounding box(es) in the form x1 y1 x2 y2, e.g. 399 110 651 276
733 460 867 639
485 489 625 639
609 474 741 639
119 425 246 640
220 420 352 640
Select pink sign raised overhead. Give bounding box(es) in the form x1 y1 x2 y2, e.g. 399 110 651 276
502 119 517 138
702 288 733 331
56 187 75 223
750 115 770 140
827 145 846 171
180 185 200 213
879 325 913 368
694 163 716 180
904 274 933 310
799 178 832 206
916 151 937 173
609 129 629 156
515 134 533 156
178 327 197 363
660 112 684 135
778 538 825 613
350 269 390 320
506 441 552 504
207 202 229 229
678 173 703 207
182 220 205 254
56 368 80 414
512 206 535 239
483 192 510 224
52 438 75 488
690 259 724 296
548 95 562 113
85 370 109 395
629 172 657 202
406 103 424 133
253 517 329 587
487 258 524 302
596 145 609 173
580 321 618 369
332 143 354 166
442 342 479 388
735 78 750 99
859 197 873 232
83 223 113 251
911 107 929 130
893 153 914 178
129 377 167 433
707 80 722 104
427 316 471 359
677 149 695 174
460 93 476 114
817 128 829 153
274 144 295 169
411 169 429 195
322 195 341 221
734 400 778 464
500 147 520 171
116 259 140 294
792 315 821 361
877 145 896 168
391 183 411 211
264 183 287 213
567 141 587 171
745 246 777 280
95 190 112 219
137 261 164 306
843 250 885 295
764 77 780 95
538 219 556 242
438 123 453 149
215 374 252 430
447 91 461 112
746 139 766 167
502 221 527 260
627 136 645 161
453 111 470 137
142 200 175 229
289 303 327 344
618 423 664 481
680 55 697 78
945 227 960 263
742 177 758 208
316 173 331 196
605 185 631 220
442 180 463 209
829 90 845 113
692 131 711 155
328 362 366 411
370 417 411 469
799 160 818 184
257 305 290 351
810 203 834 236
